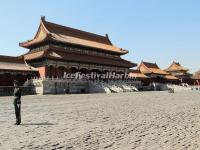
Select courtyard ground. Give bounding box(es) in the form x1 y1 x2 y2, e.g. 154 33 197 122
0 91 200 150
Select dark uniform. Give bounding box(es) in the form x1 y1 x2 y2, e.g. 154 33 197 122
13 81 22 125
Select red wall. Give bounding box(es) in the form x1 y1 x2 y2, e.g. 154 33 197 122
38 67 46 78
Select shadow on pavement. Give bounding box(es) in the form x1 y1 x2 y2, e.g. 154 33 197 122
21 122 57 126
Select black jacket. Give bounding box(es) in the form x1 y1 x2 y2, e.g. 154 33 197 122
13 88 21 104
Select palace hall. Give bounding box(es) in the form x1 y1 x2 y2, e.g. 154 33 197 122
19 17 136 79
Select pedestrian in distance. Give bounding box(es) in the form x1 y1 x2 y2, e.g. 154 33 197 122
13 80 22 125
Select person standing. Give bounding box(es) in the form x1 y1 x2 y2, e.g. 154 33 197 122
13 80 22 125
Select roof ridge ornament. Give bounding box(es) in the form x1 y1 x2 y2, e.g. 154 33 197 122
105 33 113 45
41 16 46 21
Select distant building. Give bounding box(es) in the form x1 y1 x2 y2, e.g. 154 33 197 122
138 61 167 80
137 61 178 83
193 70 200 79
165 61 192 83
128 69 149 89
0 55 37 86
128 69 149 80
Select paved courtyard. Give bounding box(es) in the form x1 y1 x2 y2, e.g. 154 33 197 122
0 91 200 150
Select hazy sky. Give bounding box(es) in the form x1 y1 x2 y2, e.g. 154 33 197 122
0 0 199 73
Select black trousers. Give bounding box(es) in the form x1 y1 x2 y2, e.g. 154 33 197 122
14 102 21 124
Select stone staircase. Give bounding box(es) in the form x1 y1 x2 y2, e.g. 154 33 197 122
89 80 138 93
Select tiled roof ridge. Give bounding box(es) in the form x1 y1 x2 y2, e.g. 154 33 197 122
43 19 113 45
142 61 159 68
166 61 189 71
47 47 127 61
19 17 128 54
0 55 24 63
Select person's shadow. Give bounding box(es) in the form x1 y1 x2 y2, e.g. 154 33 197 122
21 122 57 126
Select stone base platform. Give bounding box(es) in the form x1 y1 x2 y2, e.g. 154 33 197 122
26 78 89 95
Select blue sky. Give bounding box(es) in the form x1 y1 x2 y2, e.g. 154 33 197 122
0 0 199 73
